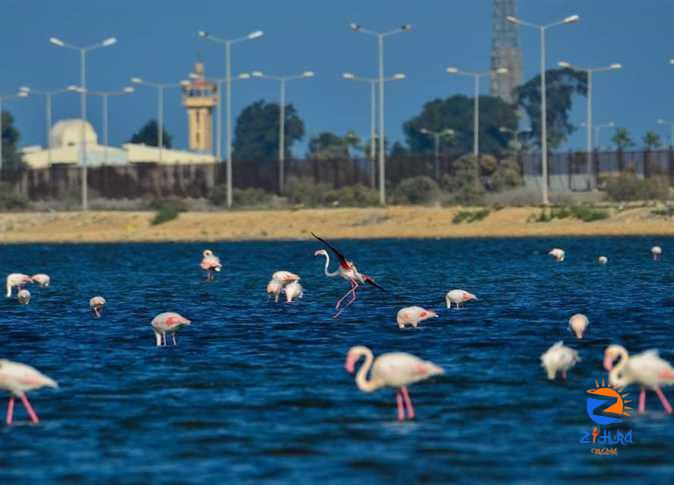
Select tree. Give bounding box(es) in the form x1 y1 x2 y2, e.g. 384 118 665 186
402 95 517 157
129 120 173 148
612 128 635 150
307 132 350 160
515 68 588 149
1 110 23 170
233 100 304 161
642 131 662 150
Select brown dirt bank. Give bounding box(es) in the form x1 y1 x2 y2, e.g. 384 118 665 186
0 206 672 243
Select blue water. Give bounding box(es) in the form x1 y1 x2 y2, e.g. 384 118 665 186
1 237 674 483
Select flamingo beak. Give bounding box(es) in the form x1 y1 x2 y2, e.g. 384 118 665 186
313 250 322 257
603 353 614 371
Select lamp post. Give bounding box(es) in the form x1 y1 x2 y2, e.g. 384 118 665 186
420 128 455 180
198 29 263 209
0 90 29 173
17 86 79 165
350 22 412 205
507 14 579 205
581 121 615 150
131 78 189 162
446 67 508 161
657 119 674 146
342 72 405 188
49 36 117 210
251 70 314 194
86 87 135 164
499 126 531 151
558 61 621 189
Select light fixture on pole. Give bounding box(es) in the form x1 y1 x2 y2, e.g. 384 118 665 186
558 61 621 190
507 14 579 205
86 86 135 164
131 77 190 163
0 90 29 174
350 22 412 206
49 36 117 210
198 29 263 209
251 70 314 194
580 121 615 150
657 119 674 146
342 71 405 188
446 66 508 161
420 128 455 180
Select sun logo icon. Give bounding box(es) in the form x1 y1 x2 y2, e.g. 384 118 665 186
586 378 632 425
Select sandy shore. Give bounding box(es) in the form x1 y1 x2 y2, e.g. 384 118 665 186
0 206 672 243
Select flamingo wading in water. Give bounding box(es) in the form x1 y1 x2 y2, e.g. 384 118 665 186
6 273 32 298
568 313 589 339
396 306 438 329
200 250 222 282
284 281 304 303
312 233 384 318
651 246 662 261
445 289 477 309
548 248 565 262
17 289 31 305
0 359 58 425
151 312 191 346
90 296 106 318
345 345 444 421
31 274 50 287
541 341 580 380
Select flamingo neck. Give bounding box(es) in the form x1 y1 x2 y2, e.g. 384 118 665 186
5 280 11 298
321 253 340 277
609 347 630 383
355 348 381 392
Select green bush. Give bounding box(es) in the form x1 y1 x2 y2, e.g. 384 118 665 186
604 173 670 201
324 184 379 207
392 176 441 205
452 209 490 224
234 188 271 207
0 183 29 210
442 155 485 205
529 205 609 223
285 176 331 207
208 185 229 206
150 198 187 225
491 158 523 191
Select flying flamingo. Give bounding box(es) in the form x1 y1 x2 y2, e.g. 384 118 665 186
548 248 565 262
284 281 304 303
6 273 32 298
345 345 444 421
151 312 191 347
568 313 589 339
445 289 478 309
200 250 222 281
312 233 384 318
17 289 31 305
0 359 58 425
597 256 608 265
651 246 662 261
540 341 580 380
31 274 50 287
90 296 106 318
604 345 674 414
396 306 438 329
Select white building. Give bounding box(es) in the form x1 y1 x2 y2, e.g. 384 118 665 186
21 119 215 169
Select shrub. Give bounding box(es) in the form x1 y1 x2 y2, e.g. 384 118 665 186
442 155 485 205
529 205 609 223
392 176 441 205
491 158 523 191
208 185 229 206
285 176 331 207
234 188 272 207
150 198 187 225
452 209 490 224
604 173 670 201
0 183 29 210
324 184 379 207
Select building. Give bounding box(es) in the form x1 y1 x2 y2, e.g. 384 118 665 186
21 119 215 169
182 61 217 153
490 0 523 104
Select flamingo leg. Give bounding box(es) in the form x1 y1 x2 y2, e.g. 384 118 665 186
400 386 415 419
395 391 405 421
561 370 567 380
6 397 14 425
639 387 646 414
335 280 356 310
20 394 39 424
172 334 177 346
162 333 167 346
654 387 673 414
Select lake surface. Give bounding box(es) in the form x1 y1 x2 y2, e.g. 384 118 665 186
1 237 674 483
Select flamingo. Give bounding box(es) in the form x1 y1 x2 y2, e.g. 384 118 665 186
31 274 50 287
445 289 477 309
597 256 608 265
151 312 191 347
200 249 222 282
312 233 384 318
17 289 31 305
284 281 304 303
6 273 32 298
271 271 300 285
568 313 589 339
90 296 106 318
541 341 580 380
604 345 674 414
345 345 444 421
396 306 438 329
652 246 662 261
266 279 284 303
548 248 565 262
0 359 58 425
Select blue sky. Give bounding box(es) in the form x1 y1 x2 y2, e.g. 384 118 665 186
2 0 673 155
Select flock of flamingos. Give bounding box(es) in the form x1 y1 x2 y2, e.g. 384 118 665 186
1 236 673 424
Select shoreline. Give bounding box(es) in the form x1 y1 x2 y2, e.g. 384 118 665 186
0 206 673 243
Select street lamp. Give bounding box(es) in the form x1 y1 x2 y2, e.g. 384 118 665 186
446 66 508 161
657 119 674 146
351 22 412 205
251 70 314 194
342 72 405 187
507 14 579 205
131 77 189 162
580 121 615 150
499 126 531 152
86 86 135 164
198 29 263 209
0 90 29 173
49 36 117 210
420 128 455 180
19 85 79 165
558 61 621 189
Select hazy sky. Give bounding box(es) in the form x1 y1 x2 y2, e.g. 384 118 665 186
2 0 673 154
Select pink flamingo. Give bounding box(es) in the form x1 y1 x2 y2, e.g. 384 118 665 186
90 296 106 318
31 274 50 287
0 359 58 425
17 289 31 305
345 345 444 421
568 313 589 339
6 273 32 298
200 250 222 282
151 312 191 346
396 306 438 329
266 279 284 302
604 345 674 414
312 233 384 318
445 289 478 309
284 281 304 303
652 246 662 261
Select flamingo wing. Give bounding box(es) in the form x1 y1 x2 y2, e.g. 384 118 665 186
363 275 386 292
312 233 349 267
